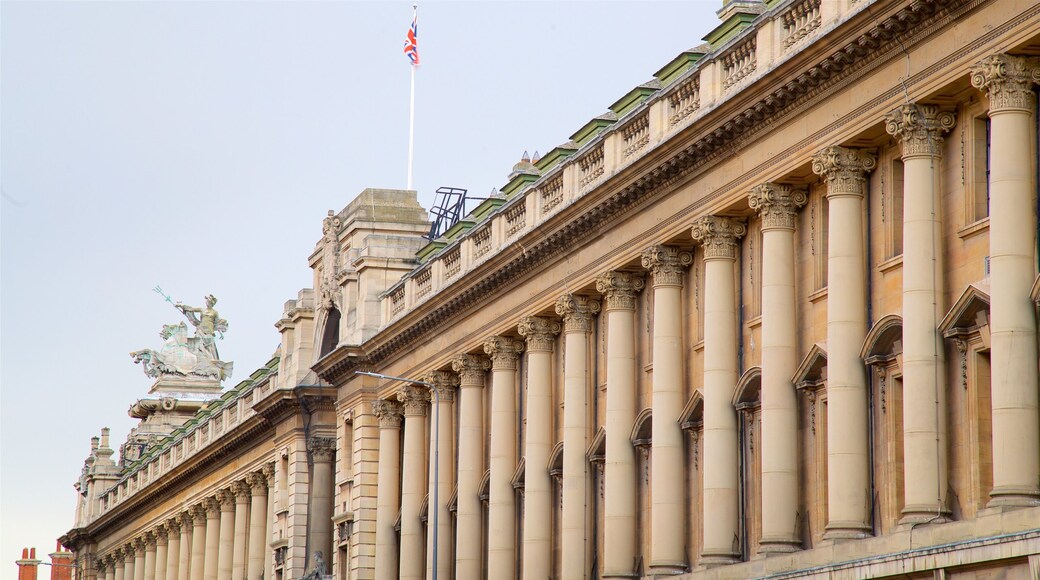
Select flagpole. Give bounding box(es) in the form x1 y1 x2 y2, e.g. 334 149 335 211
406 3 417 191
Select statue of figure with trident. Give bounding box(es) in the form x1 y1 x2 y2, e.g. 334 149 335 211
175 294 228 361
131 288 233 382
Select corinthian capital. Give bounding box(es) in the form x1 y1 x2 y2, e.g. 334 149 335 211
215 488 235 510
451 354 491 387
372 399 404 428
811 146 876 198
483 335 525 370
690 216 747 260
423 370 459 402
518 316 562 352
594 271 645 310
307 436 336 462
641 245 693 287
748 183 807 231
554 294 600 333
970 54 1040 113
397 384 431 416
884 104 955 158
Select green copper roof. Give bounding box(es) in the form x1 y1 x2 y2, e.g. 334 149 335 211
569 114 618 146
655 49 708 86
609 83 660 117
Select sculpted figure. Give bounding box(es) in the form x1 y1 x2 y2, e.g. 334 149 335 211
131 292 232 381
175 294 228 360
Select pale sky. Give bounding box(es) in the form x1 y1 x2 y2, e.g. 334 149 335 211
0 1 720 576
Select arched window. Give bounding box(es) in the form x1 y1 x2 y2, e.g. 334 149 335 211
861 314 904 534
319 308 341 358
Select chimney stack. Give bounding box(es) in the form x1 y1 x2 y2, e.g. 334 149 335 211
16 547 40 580
49 542 74 580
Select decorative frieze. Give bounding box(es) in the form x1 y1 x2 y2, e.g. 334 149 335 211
884 103 955 158
970 54 1040 113
398 385 431 416
578 145 605 188
621 113 650 159
595 270 646 310
748 183 808 231
307 436 336 463
540 176 564 215
640 245 693 287
669 76 700 126
483 335 525 370
811 146 877 198
518 316 562 352
423 370 459 402
555 294 601 333
781 0 822 51
691 216 747 260
451 353 491 386
372 399 404 429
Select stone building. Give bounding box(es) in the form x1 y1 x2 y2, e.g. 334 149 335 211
63 0 1040 578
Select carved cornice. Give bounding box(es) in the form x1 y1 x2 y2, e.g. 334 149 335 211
641 245 693 287
423 370 459 403
595 271 645 311
970 54 1040 114
307 436 336 463
555 294 601 333
884 103 955 158
372 399 404 428
748 183 807 231
518 316 562 352
483 336 525 370
397 385 431 416
811 146 877 198
451 354 491 387
311 0 973 385
691 216 747 260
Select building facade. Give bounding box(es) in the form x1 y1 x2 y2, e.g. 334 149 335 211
63 0 1040 578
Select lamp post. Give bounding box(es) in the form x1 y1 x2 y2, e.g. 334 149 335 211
355 370 441 580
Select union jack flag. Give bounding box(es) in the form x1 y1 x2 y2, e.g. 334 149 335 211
404 12 419 66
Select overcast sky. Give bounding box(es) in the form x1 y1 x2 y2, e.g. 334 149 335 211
1 1 720 574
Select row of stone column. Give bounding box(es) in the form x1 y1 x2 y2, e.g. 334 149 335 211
368 52 1040 579
94 466 273 580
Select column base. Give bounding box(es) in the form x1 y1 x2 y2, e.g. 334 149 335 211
648 561 687 576
987 485 1040 509
757 538 802 554
822 521 872 540
699 552 741 568
898 505 951 527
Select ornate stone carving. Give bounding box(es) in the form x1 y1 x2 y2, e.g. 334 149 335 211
231 480 250 500
215 488 235 510
202 497 220 518
554 294 601 333
319 210 343 310
451 353 491 387
247 471 268 493
884 103 955 158
483 335 525 370
748 183 808 231
970 54 1040 113
397 385 431 416
372 399 404 428
594 271 646 310
142 531 156 547
167 515 183 533
131 293 233 382
422 370 458 402
154 525 169 544
640 245 693 287
690 216 747 260
307 436 336 462
179 510 194 528
518 316 562 352
811 146 877 198
261 462 275 486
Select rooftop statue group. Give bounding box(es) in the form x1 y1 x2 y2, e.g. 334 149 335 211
131 290 233 381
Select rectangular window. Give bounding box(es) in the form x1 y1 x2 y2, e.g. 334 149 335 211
971 116 991 221
890 159 904 257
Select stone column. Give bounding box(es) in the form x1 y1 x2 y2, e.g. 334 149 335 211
484 335 525 580
812 146 877 538
691 217 746 564
452 354 491 580
154 528 169 580
372 400 404 580
245 473 269 580
214 490 235 580
165 519 182 580
307 436 336 567
885 104 956 523
518 316 562 580
230 483 249 580
203 499 220 580
123 547 135 580
595 270 645 577
262 465 274 580
134 539 146 580
177 513 192 580
555 295 600 580
424 371 458 580
971 54 1040 507
748 184 807 552
143 534 157 580
99 556 112 580
641 245 693 573
113 551 125 580
397 385 430 580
